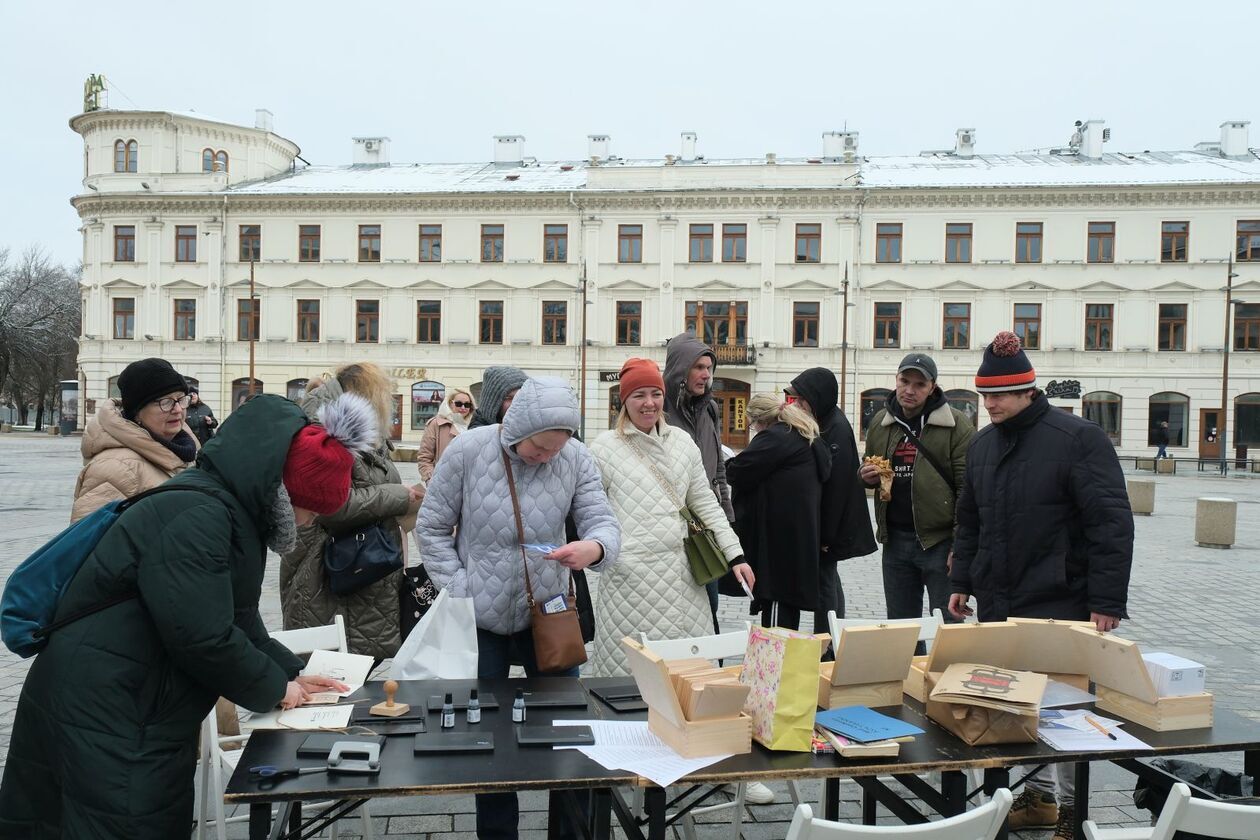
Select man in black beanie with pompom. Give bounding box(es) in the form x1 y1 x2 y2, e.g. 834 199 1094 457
949 331 1134 840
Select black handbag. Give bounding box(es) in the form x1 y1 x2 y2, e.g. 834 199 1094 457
572 569 595 644
399 563 439 640
323 523 403 597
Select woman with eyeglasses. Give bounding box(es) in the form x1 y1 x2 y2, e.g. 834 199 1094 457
417 388 476 482
71 357 198 523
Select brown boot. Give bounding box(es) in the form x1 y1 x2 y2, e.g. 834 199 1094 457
1007 789 1058 829
1051 803 1076 840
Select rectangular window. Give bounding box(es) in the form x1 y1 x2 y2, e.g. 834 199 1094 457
873 302 901 348
543 224 568 263
481 224 504 262
1235 303 1260 351
419 224 442 262
689 224 713 262
945 223 972 263
875 223 902 263
1015 222 1043 263
175 225 197 262
542 301 567 345
114 225 135 262
684 301 748 346
113 297 135 339
416 300 441 343
1161 221 1189 263
479 300 504 344
238 298 260 342
297 299 320 343
722 224 747 263
1158 303 1187 351
619 224 643 263
1013 303 1041 350
299 225 321 262
615 301 641 346
1085 303 1113 351
358 224 381 262
795 223 821 263
942 303 970 349
239 224 261 262
793 301 820 347
1238 220 1260 262
356 299 380 343
173 299 196 341
1088 221 1115 263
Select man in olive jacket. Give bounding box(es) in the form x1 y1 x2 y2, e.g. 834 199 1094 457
860 354 973 631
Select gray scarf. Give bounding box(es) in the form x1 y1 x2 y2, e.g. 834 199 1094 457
266 484 298 555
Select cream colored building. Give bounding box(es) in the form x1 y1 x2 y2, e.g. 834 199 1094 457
71 109 1260 457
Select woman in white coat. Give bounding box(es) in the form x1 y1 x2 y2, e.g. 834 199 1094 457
589 358 755 677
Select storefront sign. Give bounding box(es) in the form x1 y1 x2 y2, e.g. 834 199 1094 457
1045 379 1082 399
599 371 621 383
390 367 428 380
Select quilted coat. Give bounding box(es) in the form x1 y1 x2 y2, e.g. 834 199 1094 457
0 395 306 839
70 398 197 523
279 377 412 659
417 406 463 482
951 393 1134 622
417 377 621 636
589 421 744 676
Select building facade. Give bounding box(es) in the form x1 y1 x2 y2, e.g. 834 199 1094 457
71 110 1260 457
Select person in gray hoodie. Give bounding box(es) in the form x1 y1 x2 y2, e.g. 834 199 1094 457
417 376 620 840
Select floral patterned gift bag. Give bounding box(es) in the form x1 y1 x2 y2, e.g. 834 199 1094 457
739 626 823 751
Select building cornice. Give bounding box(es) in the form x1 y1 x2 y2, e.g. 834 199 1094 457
863 187 1260 209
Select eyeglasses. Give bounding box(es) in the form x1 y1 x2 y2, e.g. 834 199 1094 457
155 395 192 413
452 401 472 408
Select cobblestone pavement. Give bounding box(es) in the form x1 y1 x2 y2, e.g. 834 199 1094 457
0 434 1256 838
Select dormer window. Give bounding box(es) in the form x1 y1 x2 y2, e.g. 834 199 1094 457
114 139 137 173
202 148 229 173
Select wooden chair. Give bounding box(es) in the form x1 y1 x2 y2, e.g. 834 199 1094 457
196 615 374 840
785 788 1012 840
1084 782 1260 840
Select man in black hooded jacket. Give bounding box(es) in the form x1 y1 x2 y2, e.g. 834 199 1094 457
786 367 876 630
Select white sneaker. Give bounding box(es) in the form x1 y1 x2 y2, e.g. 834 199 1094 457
743 781 775 805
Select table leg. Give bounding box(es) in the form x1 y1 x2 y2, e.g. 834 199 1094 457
940 771 966 817
984 767 1010 840
643 787 666 840
1074 762 1090 840
248 802 271 840
862 782 876 825
1246 749 1260 782
824 778 840 821
548 790 564 840
590 788 612 840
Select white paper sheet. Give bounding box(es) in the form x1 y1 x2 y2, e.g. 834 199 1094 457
1038 711 1145 751
552 719 732 787
302 649 374 698
275 704 354 730
1039 680 1097 708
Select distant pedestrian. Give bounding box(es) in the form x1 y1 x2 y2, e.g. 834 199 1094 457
418 388 475 482
1153 420 1170 459
71 357 198 523
185 383 218 445
468 365 527 429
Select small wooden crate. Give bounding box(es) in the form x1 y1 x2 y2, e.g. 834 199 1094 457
1095 687 1214 732
818 623 919 710
904 655 931 703
817 670 903 709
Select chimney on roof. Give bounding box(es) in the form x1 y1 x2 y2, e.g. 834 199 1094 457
588 134 610 160
955 128 976 158
822 131 843 161
495 135 525 166
352 137 390 165
1220 121 1251 158
255 109 274 133
1079 120 1107 160
680 132 697 162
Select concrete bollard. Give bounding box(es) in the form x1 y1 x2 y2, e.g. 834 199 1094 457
1156 459 1175 475
0 424 11 433
1195 497 1236 549
1136 458 1156 471
1128 479 1155 515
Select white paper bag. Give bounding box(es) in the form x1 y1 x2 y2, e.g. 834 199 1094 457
390 588 479 680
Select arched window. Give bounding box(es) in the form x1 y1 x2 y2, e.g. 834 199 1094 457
944 389 979 428
1236 393 1260 447
107 375 121 399
215 150 229 173
608 384 621 432
1082 391 1122 444
286 378 310 403
114 139 137 173
411 380 445 429
202 148 215 172
860 388 891 439
1148 392 1189 447
231 378 264 409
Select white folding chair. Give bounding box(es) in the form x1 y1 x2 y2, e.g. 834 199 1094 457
827 609 945 653
785 788 1012 840
196 615 374 840
1084 782 1260 840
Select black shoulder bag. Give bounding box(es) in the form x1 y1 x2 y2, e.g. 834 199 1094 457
901 423 958 498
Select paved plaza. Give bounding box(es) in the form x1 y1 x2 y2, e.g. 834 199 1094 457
0 432 1257 838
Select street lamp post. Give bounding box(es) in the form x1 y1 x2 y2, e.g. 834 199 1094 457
839 265 850 418
1220 255 1240 475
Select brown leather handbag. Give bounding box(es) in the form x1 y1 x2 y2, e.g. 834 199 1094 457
501 450 588 673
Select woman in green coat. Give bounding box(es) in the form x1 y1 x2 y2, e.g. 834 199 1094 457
0 393 376 839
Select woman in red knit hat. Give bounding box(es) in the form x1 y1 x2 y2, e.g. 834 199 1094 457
588 358 755 676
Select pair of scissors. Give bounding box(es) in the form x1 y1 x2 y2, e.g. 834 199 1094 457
248 764 325 790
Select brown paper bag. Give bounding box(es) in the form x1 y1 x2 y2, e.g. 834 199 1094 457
924 670 1039 746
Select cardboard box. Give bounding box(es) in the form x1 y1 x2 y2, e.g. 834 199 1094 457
1142 653 1207 697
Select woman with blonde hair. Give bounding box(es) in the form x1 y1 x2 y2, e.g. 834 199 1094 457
588 358 754 676
280 362 424 658
727 393 831 631
417 388 475 482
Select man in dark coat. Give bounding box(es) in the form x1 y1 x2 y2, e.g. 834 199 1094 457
185 384 218 445
786 367 876 629
949 331 1134 840
0 395 362 838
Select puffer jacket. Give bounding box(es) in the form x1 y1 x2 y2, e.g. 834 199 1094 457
71 398 197 522
279 377 412 658
418 377 621 636
417 407 464 482
589 421 743 676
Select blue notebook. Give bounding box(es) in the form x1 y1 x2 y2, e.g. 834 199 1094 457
815 706 924 743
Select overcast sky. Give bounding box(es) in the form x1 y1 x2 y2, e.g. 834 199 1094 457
2 0 1255 266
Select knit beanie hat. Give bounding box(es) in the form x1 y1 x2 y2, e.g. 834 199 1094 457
618 358 665 397
283 393 378 515
474 365 529 425
118 357 189 418
975 331 1037 393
